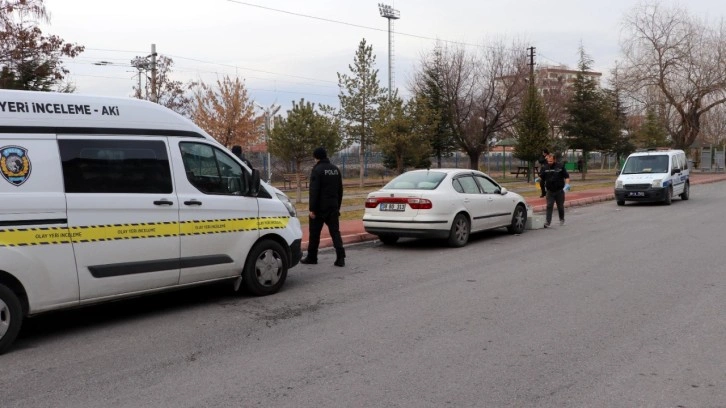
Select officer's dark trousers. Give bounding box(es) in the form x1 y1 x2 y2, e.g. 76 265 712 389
306 211 344 260
545 189 565 224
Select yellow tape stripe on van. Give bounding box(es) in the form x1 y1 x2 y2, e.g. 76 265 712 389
0 217 290 247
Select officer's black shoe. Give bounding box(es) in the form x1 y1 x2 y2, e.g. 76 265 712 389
334 258 345 267
300 257 317 265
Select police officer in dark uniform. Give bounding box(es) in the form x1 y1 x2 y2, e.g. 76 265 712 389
538 153 571 228
537 148 550 197
301 147 346 267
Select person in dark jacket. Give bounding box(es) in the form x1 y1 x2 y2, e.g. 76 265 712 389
539 153 570 228
301 147 346 267
536 148 550 197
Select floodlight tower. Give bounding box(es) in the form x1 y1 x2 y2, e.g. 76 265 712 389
378 3 400 100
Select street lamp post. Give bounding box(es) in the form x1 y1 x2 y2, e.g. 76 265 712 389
378 3 400 100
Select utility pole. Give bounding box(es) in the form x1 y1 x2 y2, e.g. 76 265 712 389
150 44 158 103
527 46 536 78
378 3 400 100
254 102 280 183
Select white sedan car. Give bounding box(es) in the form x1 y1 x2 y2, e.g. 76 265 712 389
363 169 529 247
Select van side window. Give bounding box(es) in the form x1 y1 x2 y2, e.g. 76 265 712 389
180 142 245 195
59 139 172 194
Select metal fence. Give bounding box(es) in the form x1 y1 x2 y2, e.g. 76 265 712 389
243 150 620 184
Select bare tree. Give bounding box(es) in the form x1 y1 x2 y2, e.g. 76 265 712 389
620 1 726 150
415 40 528 170
700 103 726 146
131 55 191 116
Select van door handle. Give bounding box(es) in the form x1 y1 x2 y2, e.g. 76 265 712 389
184 200 202 206
153 199 174 206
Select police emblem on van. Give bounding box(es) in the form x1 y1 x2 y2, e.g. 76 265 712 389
0 145 31 186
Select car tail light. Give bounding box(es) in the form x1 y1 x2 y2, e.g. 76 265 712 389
365 198 379 208
364 197 433 210
407 198 432 209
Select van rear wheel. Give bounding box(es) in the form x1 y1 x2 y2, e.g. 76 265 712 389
242 240 288 296
0 284 22 355
680 182 690 200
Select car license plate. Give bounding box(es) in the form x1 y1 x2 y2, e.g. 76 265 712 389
380 203 406 211
627 191 645 197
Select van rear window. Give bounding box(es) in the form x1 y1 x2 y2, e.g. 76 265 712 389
59 139 172 194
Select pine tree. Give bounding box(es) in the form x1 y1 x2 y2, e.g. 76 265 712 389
514 74 549 182
373 94 432 174
634 105 670 149
269 99 342 202
337 39 387 187
416 48 457 168
561 47 618 179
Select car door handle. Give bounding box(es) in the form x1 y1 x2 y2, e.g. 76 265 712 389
184 200 202 206
153 199 174 206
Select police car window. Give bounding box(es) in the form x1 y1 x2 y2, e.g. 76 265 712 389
59 139 172 194
180 142 245 195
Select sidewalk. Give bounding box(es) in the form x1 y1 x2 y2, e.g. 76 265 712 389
300 172 726 251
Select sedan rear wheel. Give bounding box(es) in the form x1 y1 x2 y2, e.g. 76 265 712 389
447 213 470 248
507 205 527 234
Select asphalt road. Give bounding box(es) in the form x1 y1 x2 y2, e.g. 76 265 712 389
1 182 725 408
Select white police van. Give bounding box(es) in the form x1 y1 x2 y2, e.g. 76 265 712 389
614 149 690 206
0 90 303 354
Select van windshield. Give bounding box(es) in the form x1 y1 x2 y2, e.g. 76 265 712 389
622 155 669 174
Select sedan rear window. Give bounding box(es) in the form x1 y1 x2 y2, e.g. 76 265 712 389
383 171 446 190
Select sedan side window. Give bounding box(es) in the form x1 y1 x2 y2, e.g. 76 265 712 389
180 142 245 195
456 175 481 194
475 175 500 194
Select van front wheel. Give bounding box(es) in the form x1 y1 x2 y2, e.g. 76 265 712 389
664 186 673 205
242 240 288 296
0 284 23 355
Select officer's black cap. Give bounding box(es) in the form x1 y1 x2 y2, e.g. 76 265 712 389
313 147 327 160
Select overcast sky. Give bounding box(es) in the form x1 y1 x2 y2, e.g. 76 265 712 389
42 0 726 113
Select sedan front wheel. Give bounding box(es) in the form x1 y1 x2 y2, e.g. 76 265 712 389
507 205 527 234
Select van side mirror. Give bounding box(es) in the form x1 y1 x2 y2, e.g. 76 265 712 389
615 170 621 176
500 187 508 195
244 169 261 197
671 168 680 175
